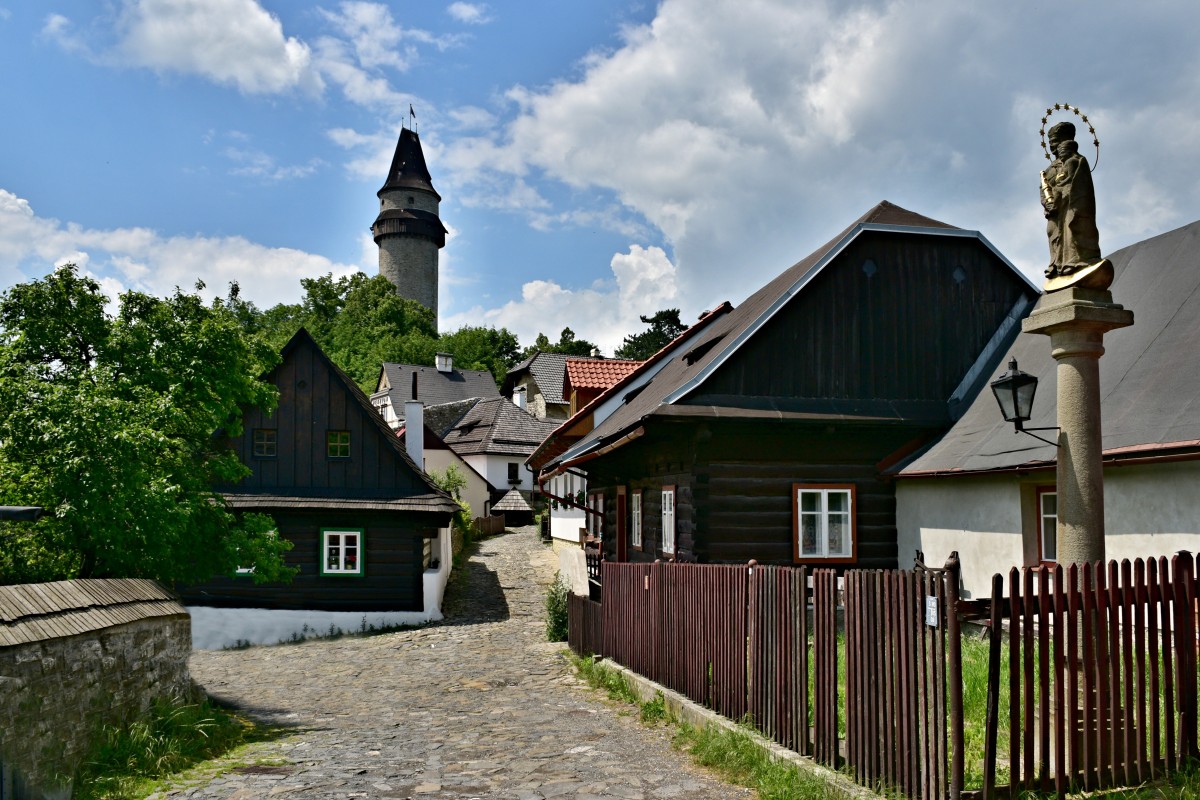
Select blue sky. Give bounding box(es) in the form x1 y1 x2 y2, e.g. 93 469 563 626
3 1 1200 354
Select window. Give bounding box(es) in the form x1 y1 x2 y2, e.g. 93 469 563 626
252 428 277 458
321 529 364 576
661 486 676 555
508 462 521 485
589 492 604 538
630 491 643 549
326 430 351 459
793 485 855 561
1037 488 1057 564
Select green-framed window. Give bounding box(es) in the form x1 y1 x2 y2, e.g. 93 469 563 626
326 430 351 459
320 528 364 576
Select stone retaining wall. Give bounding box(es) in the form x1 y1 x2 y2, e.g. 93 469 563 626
0 579 192 792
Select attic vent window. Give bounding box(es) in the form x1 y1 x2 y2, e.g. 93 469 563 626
623 384 648 405
683 335 725 366
953 266 967 284
862 259 878 278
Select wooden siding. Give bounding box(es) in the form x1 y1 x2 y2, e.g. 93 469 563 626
180 510 438 611
220 335 426 498
589 420 931 570
692 232 1030 408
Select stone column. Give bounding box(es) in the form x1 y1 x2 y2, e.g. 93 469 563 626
1021 287 1133 566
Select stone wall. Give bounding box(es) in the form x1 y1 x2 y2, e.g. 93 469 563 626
0 580 192 792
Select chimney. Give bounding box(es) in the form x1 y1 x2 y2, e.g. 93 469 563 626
405 373 424 469
513 385 527 410
435 352 453 373
590 347 602 358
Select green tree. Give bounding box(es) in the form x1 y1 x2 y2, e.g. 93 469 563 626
614 309 687 360
520 326 598 360
0 265 294 585
438 325 521 386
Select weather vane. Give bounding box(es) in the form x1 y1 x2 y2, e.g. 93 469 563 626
1038 102 1112 292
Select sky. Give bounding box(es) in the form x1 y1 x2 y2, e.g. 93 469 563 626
2 1 1200 355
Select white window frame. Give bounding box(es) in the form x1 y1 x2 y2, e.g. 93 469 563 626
590 491 604 538
661 486 676 555
320 528 365 576
1037 488 1057 564
630 490 643 549
793 485 855 561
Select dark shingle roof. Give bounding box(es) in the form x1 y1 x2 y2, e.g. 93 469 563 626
502 352 607 405
492 488 533 513
378 127 440 199
0 579 185 647
901 218 1200 476
372 362 499 413
541 201 1034 472
424 398 483 438
441 397 560 457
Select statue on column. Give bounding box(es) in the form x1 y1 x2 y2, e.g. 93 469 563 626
1039 112 1112 291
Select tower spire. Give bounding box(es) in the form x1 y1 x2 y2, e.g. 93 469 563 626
372 128 446 319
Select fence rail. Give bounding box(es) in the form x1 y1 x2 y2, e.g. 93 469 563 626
567 551 1200 800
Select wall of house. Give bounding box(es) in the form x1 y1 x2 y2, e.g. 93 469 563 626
424 448 491 519
545 470 588 543
463 453 535 494
897 460 1200 599
0 602 191 792
180 509 440 612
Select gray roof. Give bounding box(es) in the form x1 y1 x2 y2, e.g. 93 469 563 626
502 352 605 406
222 493 459 514
0 579 185 647
901 218 1200 476
441 397 560 457
544 201 1032 471
492 488 533 513
372 362 499 412
424 397 483 438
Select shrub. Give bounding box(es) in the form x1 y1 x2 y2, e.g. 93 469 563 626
545 571 569 642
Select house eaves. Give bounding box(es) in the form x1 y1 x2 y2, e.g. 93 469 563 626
662 223 1040 407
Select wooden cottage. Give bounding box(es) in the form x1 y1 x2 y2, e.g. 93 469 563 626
531 201 1039 569
181 328 458 612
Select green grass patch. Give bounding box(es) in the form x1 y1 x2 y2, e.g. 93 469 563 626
73 695 278 800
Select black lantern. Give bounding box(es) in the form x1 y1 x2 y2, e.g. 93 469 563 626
989 358 1059 446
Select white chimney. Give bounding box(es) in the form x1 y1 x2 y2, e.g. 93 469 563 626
435 352 453 373
513 385 527 410
405 372 424 469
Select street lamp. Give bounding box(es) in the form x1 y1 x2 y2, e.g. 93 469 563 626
989 359 1059 447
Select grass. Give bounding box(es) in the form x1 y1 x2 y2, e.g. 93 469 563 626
72 695 279 800
570 653 855 799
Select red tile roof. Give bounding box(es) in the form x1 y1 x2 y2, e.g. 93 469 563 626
565 358 642 393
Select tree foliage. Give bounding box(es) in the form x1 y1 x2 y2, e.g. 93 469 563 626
0 265 294 585
232 273 521 391
520 326 599 360
614 309 687 360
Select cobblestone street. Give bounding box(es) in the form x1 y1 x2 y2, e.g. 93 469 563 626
167 527 750 799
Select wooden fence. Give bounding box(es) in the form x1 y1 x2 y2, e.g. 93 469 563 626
566 552 1200 800
982 553 1199 798
571 559 961 800
472 515 505 536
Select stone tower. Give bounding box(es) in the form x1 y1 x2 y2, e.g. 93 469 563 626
372 127 446 319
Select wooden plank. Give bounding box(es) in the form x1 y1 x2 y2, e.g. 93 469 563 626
982 572 1003 800
1009 566 1021 796
1082 562 1098 790
1022 567 1035 791
1037 567 1051 789
1051 565 1067 797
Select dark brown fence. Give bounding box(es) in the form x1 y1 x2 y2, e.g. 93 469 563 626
567 592 602 656
982 553 1200 799
472 515 505 536
572 560 961 799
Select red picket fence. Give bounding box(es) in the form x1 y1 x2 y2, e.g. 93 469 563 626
571 560 962 799
982 553 1200 798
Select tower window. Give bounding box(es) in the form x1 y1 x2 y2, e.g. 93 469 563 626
407 196 415 205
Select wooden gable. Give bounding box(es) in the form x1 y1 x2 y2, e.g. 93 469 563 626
220 329 433 499
689 230 1032 418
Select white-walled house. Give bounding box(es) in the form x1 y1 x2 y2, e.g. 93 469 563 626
896 220 1200 598
433 397 559 497
400 422 496 521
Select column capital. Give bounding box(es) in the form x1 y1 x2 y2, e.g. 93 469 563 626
1021 287 1134 339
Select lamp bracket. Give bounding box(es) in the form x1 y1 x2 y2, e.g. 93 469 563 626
1013 420 1060 448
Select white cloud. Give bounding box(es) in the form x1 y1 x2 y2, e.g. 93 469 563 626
0 189 356 309
448 3 491 25
112 0 323 95
442 245 678 354
223 146 324 181
443 0 1200 312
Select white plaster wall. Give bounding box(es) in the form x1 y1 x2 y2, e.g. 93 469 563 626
190 528 454 650
896 475 1026 600
464 453 534 493
558 548 589 596
898 461 1200 600
545 472 587 542
425 448 491 519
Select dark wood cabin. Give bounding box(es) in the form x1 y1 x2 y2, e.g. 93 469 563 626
180 329 457 611
531 201 1040 570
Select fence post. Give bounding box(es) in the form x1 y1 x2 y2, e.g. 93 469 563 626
945 553 965 800
982 572 1004 800
1172 552 1198 763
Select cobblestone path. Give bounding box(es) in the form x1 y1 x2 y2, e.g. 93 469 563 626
169 528 751 799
